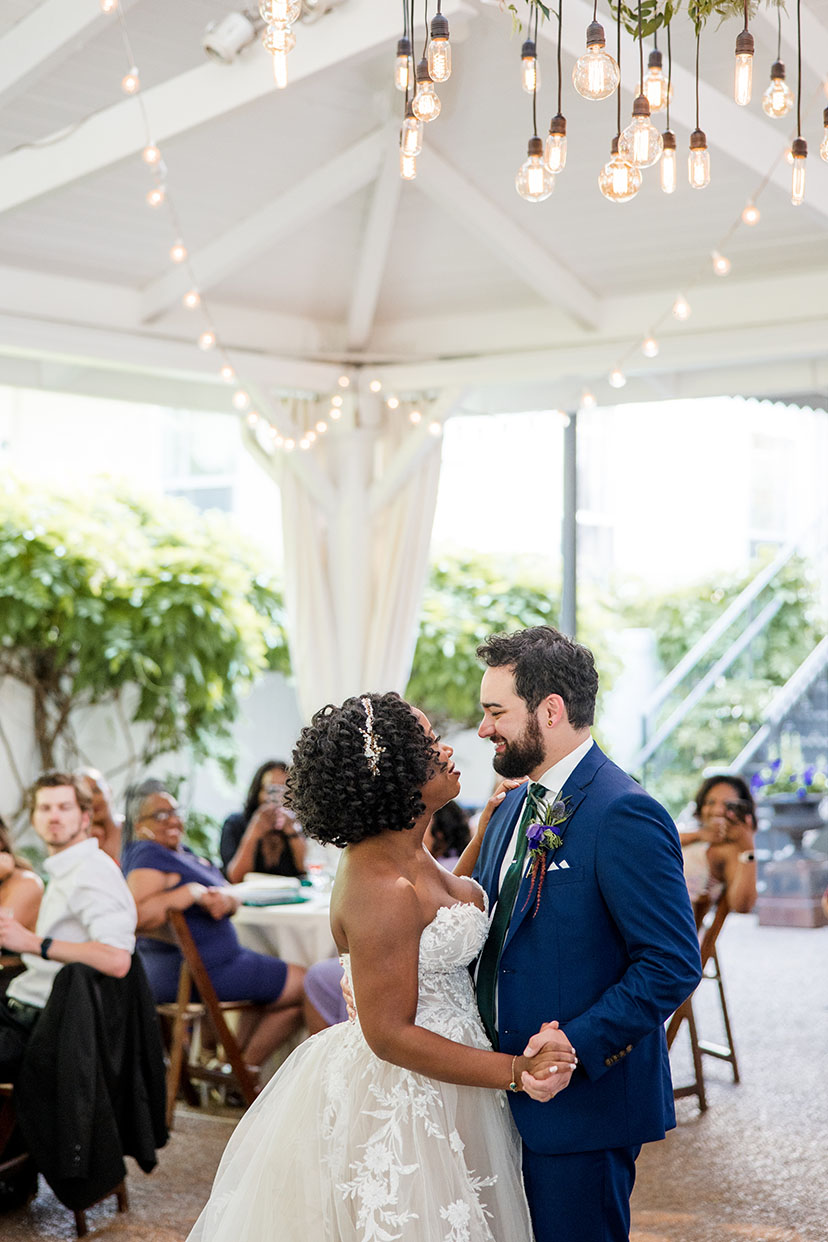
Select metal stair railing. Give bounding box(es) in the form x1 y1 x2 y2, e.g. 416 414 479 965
730 635 828 773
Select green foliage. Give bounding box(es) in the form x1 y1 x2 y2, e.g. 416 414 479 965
0 477 289 793
183 808 224 866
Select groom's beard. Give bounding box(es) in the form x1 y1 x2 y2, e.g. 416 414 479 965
492 713 545 779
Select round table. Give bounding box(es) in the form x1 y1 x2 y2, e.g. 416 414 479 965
233 890 336 967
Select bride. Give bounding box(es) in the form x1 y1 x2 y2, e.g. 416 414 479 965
188 692 576 1242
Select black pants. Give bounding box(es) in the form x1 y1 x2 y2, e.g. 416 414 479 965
0 998 40 1080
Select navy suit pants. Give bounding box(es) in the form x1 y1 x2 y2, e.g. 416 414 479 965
521 1143 642 1242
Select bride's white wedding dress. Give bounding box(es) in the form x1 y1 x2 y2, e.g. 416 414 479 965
188 894 533 1242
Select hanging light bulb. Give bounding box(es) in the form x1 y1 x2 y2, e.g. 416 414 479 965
169 240 187 264
791 137 807 205
142 144 161 165
401 101 423 157
609 369 626 388
734 26 755 105
399 150 417 180
198 331 216 351
146 185 165 208
516 136 555 202
741 201 760 225
642 336 659 358
712 250 731 276
412 59 441 122
220 365 235 382
573 21 619 101
821 107 828 162
688 129 710 189
100 0 118 12
580 389 597 409
263 22 295 88
672 294 691 321
619 95 663 168
544 115 567 174
598 137 641 203
762 61 794 117
521 40 539 94
121 67 140 95
660 130 677 193
427 11 451 83
394 37 413 92
642 48 672 111
182 289 201 309
259 0 300 20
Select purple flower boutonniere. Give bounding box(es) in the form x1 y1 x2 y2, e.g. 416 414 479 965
521 797 571 917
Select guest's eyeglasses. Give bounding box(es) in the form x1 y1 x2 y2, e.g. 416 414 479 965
141 809 180 823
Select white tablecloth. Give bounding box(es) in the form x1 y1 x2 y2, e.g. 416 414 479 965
233 890 336 968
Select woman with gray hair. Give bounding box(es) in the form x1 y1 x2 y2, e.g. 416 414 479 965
121 779 305 1069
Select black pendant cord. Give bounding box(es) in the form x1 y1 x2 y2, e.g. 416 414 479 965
422 0 428 58
616 1 622 139
557 0 563 116
796 0 802 135
777 3 782 61
593 0 598 22
637 0 644 90
666 20 672 131
532 1 540 136
695 27 700 130
402 0 410 105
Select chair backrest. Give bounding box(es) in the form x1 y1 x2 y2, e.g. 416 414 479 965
694 892 730 970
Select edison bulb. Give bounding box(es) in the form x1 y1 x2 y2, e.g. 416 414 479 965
259 0 301 22
400 150 417 180
516 137 554 202
544 116 567 173
412 61 441 122
573 22 619 101
401 106 423 157
395 38 413 92
642 50 672 112
762 63 794 118
100 0 118 12
791 139 807 205
660 131 677 194
688 130 710 189
428 14 451 83
733 31 754 105
619 97 663 168
821 107 828 162
598 140 641 203
521 41 539 94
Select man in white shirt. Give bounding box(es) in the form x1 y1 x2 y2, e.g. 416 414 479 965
0 771 136 1071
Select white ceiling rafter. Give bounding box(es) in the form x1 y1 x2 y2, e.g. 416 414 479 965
547 0 828 220
346 142 403 351
415 146 603 330
140 126 391 322
0 0 475 216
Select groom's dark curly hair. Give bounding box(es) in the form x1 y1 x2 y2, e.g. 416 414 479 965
285 692 440 847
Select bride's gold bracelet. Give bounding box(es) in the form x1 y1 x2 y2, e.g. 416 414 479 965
508 1055 521 1093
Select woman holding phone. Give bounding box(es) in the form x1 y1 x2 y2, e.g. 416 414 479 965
680 774 757 912
221 760 307 882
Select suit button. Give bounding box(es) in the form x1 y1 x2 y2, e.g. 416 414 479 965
503 1029 515 1035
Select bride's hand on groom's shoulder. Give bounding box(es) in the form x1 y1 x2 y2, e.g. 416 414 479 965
519 1021 578 1102
476 777 530 838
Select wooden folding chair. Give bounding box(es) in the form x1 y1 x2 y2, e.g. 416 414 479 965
156 910 260 1127
667 893 740 1111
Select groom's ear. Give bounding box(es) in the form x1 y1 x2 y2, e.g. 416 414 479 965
541 695 566 729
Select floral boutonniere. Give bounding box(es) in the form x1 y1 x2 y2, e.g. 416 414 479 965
521 797 571 917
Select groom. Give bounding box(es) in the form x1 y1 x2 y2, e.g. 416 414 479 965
473 626 702 1242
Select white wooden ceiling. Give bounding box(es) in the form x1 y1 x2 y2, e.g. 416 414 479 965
0 0 826 419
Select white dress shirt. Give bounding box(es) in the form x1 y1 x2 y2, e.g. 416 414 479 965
8 837 137 1009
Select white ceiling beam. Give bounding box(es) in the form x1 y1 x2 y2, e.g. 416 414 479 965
346 143 403 350
141 127 389 322
554 0 828 220
0 0 475 216
416 145 602 330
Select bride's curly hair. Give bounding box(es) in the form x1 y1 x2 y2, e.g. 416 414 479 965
285 692 439 847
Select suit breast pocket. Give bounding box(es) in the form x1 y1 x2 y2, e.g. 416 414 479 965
543 864 584 885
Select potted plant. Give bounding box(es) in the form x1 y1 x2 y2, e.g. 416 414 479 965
750 734 828 854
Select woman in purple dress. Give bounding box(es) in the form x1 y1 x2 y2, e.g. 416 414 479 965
121 779 305 1067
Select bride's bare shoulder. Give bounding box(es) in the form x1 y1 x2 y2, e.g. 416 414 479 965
331 845 422 951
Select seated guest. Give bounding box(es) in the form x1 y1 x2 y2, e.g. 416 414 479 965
122 779 304 1068
423 799 472 869
220 760 306 880
0 813 44 930
0 772 136 1077
679 774 758 913
74 767 123 863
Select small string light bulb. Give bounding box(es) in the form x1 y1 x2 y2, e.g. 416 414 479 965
572 21 619 101
428 421 443 437
284 438 295 452
712 250 731 276
329 407 342 420
734 27 754 105
544 115 567 174
369 379 382 392
790 137 807 205
642 48 672 111
642 336 659 358
516 136 554 202
170 240 187 263
198 331 216 351
272 434 285 449
146 185 165 208
820 107 828 162
100 0 118 12
233 390 250 410
401 101 423 157
521 40 539 94
412 59 441 122
121 67 140 95
306 430 317 443
337 374 350 388
182 289 201 309
299 438 310 451
660 130 677 193
609 369 626 389
762 61 794 118
395 37 413 92
688 129 711 189
386 395 400 409
427 11 451 83
598 137 641 203
142 144 161 165
672 294 691 321
316 421 328 433
619 95 663 168
409 409 422 424
246 411 260 427
220 365 235 382
331 394 344 407
580 389 597 408
742 201 760 225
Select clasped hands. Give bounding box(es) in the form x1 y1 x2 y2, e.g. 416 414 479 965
518 1020 577 1101
187 882 237 919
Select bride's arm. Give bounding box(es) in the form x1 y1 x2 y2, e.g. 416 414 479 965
345 876 575 1093
452 777 529 878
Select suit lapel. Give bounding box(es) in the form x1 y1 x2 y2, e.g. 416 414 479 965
475 787 524 908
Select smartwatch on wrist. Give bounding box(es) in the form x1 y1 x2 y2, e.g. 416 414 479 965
738 850 755 863
40 936 54 960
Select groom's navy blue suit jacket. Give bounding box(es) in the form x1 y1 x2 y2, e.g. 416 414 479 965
474 744 702 1155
